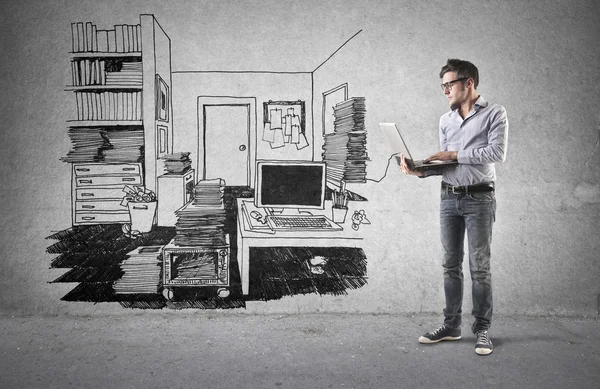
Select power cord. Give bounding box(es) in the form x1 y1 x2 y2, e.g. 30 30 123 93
366 153 400 183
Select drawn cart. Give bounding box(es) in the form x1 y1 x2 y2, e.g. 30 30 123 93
161 235 230 300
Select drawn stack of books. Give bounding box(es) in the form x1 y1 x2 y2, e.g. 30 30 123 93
70 22 143 122
105 61 143 86
70 60 142 87
322 97 369 185
162 152 192 174
173 179 227 247
113 246 162 294
71 22 142 53
61 128 144 163
73 90 142 121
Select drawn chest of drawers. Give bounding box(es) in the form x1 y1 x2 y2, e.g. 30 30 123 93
72 162 144 225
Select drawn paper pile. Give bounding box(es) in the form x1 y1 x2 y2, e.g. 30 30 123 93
263 108 309 149
322 97 368 184
162 152 192 174
62 128 144 163
113 246 162 294
174 179 227 246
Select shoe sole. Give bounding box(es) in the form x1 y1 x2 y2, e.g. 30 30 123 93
475 347 493 355
418 335 461 344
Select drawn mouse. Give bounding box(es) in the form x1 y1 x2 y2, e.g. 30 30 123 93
351 210 371 231
250 210 268 224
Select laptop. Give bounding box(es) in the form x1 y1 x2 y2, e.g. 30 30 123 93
379 123 458 171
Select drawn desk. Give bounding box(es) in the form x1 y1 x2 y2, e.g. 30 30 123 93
236 198 364 295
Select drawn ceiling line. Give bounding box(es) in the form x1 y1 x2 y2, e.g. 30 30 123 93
312 29 363 74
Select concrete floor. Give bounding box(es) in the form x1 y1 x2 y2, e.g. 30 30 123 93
1 313 598 389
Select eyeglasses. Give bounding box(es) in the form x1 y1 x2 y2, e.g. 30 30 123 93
440 77 468 91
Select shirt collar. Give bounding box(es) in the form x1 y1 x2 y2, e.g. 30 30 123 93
449 95 488 117
474 95 488 108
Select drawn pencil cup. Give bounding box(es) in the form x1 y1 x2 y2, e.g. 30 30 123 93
331 205 348 223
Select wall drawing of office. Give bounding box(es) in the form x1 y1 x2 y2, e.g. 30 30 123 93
48 14 370 309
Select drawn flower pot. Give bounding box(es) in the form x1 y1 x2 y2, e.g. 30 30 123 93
127 201 157 233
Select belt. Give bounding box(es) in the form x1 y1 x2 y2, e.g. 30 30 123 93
441 181 494 194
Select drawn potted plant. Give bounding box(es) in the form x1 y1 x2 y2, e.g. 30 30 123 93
120 185 157 235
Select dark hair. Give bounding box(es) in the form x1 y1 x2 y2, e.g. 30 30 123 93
440 59 479 89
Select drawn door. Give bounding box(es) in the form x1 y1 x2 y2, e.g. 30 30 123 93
203 104 250 186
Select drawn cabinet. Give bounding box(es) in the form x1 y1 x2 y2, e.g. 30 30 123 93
64 15 172 226
72 162 143 225
157 169 195 226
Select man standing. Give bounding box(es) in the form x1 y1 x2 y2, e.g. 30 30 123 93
400 59 508 355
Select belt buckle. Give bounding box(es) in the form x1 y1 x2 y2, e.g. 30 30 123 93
451 186 461 194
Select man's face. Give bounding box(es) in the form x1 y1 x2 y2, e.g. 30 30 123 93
442 71 468 108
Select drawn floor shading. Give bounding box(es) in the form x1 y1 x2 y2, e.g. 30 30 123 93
47 187 368 309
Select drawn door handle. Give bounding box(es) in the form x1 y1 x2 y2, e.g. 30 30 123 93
239 145 246 151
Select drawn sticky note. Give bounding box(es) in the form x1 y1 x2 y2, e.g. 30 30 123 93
296 133 309 150
270 128 285 148
262 122 275 142
291 125 300 143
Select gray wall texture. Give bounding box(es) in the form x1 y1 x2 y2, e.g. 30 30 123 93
1 0 598 317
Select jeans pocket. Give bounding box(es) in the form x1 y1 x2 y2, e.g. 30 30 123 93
468 192 494 202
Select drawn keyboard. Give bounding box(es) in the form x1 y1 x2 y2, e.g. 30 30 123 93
266 215 342 231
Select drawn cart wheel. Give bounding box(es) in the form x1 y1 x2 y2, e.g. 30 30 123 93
162 287 174 301
217 288 230 298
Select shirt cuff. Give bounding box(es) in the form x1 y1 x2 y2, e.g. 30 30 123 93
457 150 469 164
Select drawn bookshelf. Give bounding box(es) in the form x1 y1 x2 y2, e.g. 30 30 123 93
64 15 172 225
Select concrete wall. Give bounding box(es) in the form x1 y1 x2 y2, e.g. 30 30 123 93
1 0 598 317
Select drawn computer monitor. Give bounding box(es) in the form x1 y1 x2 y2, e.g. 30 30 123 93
254 160 326 213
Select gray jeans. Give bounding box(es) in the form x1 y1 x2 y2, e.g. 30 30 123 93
440 189 496 333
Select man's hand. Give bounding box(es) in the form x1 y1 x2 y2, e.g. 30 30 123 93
400 155 424 177
424 151 458 162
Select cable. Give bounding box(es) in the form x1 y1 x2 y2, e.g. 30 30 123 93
365 153 400 183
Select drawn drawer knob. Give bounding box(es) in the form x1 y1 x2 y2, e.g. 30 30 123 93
239 145 246 151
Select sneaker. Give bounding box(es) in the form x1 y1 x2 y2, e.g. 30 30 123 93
475 330 493 355
418 324 462 344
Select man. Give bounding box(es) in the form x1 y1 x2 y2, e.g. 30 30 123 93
400 59 508 356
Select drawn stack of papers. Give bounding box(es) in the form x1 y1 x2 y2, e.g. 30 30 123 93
102 129 144 162
113 246 162 294
193 179 225 207
322 97 369 185
162 152 192 174
174 179 227 246
62 128 143 163
105 61 143 86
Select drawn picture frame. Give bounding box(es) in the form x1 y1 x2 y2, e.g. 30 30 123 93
156 124 168 158
156 74 169 122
